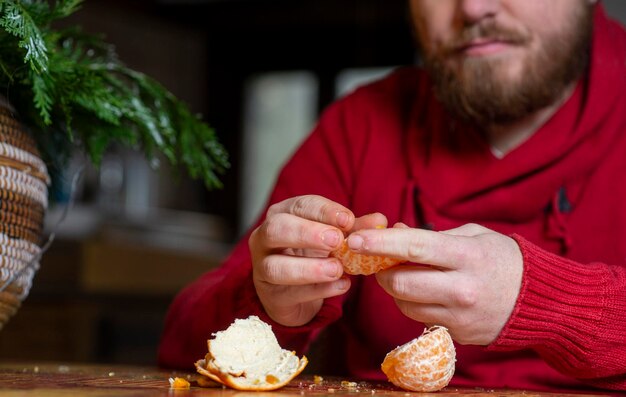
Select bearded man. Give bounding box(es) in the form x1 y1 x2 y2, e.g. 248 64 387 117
159 0 626 392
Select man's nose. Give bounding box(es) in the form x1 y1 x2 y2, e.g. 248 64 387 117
457 0 500 24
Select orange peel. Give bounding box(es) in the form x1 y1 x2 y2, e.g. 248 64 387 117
194 316 308 391
168 377 190 389
381 326 456 392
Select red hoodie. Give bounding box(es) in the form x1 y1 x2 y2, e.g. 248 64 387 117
159 5 626 392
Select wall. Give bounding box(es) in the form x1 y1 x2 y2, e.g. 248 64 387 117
605 0 626 24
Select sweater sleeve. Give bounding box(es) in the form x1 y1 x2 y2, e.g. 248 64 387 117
489 234 626 390
156 234 345 369
157 92 363 370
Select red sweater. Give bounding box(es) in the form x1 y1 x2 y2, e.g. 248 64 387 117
159 5 626 392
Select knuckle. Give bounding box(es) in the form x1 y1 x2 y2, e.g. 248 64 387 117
248 227 260 250
262 258 294 285
465 222 480 232
463 223 485 234
254 257 273 282
263 263 283 283
290 195 315 216
262 216 284 246
318 202 335 224
290 195 335 224
452 282 478 307
389 273 409 298
406 238 425 262
266 202 281 218
248 229 265 262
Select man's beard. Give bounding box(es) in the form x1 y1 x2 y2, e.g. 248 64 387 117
422 7 593 126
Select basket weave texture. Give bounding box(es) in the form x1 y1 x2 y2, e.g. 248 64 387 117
0 101 49 329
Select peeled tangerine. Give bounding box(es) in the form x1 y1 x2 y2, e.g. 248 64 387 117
330 239 401 275
195 316 308 391
381 326 456 392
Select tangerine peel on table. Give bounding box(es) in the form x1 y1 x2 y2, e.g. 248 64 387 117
194 315 307 391
168 377 190 389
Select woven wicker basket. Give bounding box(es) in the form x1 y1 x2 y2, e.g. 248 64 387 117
0 97 49 329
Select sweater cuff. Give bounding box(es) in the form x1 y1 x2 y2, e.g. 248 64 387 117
488 234 622 364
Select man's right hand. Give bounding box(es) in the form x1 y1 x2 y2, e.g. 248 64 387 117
249 195 386 327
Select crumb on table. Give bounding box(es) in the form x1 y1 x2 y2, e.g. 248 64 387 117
169 377 191 389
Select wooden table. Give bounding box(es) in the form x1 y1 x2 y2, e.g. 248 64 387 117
0 362 610 396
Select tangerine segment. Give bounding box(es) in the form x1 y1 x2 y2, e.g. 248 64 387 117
381 326 456 392
330 239 401 275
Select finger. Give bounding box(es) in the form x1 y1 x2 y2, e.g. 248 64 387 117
254 255 343 285
393 299 456 329
266 195 355 231
257 277 351 306
376 265 472 307
346 227 474 269
252 212 345 253
263 299 324 327
352 212 388 232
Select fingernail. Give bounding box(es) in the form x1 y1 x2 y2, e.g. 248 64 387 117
324 261 340 278
336 278 350 290
347 234 365 250
322 229 341 248
336 211 350 228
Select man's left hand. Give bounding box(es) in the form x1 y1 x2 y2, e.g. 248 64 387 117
346 223 524 345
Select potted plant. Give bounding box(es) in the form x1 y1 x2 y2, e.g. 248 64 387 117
0 0 229 328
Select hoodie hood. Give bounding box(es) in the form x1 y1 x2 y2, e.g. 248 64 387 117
405 4 626 253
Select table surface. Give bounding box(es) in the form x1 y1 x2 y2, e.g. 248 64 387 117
0 362 612 397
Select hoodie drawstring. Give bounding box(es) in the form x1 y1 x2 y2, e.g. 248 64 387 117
545 186 573 255
402 181 434 230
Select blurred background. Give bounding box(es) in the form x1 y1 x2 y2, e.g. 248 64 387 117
0 0 624 368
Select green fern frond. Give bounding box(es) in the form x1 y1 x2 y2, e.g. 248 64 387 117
0 0 228 190
30 70 52 124
0 0 49 72
49 0 83 21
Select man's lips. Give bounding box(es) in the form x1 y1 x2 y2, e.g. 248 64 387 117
456 38 517 57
